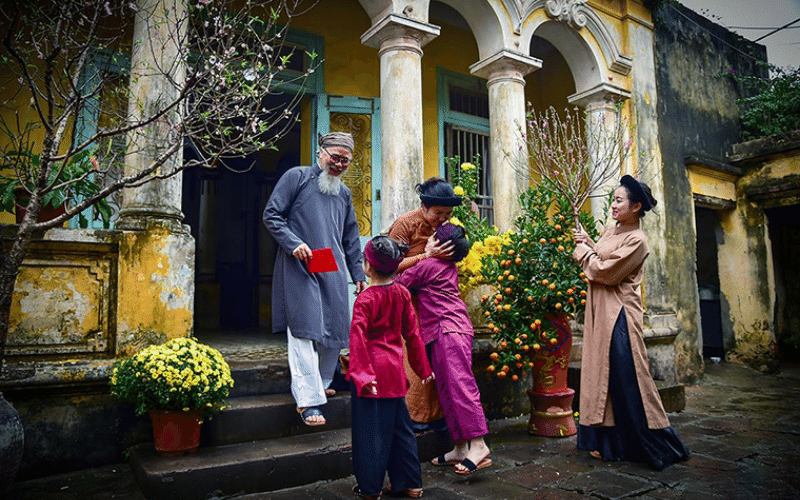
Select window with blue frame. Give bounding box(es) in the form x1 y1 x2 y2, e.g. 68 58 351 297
73 49 130 229
438 68 493 224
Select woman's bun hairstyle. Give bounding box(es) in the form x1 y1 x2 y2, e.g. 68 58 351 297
620 175 657 216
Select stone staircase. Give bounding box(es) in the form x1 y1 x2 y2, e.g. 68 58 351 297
128 358 452 500
128 331 683 499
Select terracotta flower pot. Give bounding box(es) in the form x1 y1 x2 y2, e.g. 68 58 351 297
527 314 577 437
148 409 203 456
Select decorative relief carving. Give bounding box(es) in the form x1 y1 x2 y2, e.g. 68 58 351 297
545 0 590 29
6 240 117 357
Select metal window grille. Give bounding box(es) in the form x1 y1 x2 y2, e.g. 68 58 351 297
445 124 493 225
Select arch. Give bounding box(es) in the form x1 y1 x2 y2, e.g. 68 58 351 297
358 0 512 61
430 0 511 59
517 1 632 94
529 19 601 95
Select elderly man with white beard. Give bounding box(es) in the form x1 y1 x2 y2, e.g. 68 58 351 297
263 132 367 426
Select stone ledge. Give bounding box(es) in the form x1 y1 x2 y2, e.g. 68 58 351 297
729 130 800 165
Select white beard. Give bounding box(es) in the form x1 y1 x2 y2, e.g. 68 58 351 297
318 170 343 196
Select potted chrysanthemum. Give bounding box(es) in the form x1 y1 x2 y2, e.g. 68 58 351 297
109 337 234 455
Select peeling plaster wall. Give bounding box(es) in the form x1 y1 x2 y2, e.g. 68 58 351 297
649 1 767 382
116 223 195 357
2 223 194 477
716 197 775 371
722 139 800 371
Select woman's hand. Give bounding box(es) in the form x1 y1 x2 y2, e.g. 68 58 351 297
424 235 453 259
421 373 435 385
573 224 596 250
365 380 377 396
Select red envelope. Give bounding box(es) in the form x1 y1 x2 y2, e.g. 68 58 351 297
306 247 339 273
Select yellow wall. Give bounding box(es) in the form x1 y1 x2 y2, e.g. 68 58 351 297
290 1 485 180
289 0 379 98
717 148 800 371
687 165 737 202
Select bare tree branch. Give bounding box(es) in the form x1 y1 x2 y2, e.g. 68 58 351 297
514 105 633 226
0 0 320 373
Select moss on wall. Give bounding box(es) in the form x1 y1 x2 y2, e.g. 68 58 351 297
651 1 768 380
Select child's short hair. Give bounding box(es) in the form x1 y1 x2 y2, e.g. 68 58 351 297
434 223 469 262
364 236 409 276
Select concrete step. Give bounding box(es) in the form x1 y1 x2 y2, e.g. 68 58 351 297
130 426 452 500
227 360 291 398
200 393 351 446
130 427 352 500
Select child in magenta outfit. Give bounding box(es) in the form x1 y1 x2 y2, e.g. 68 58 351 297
348 236 434 500
395 223 492 475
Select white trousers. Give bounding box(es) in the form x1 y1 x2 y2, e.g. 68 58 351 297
286 327 340 408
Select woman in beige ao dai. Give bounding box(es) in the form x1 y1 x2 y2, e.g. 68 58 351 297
572 175 689 471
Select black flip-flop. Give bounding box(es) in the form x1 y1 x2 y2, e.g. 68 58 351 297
454 457 492 475
431 454 460 466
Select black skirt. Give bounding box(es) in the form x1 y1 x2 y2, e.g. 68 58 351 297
577 308 690 471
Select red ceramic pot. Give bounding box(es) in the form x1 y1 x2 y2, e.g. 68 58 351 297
148 409 202 456
527 313 577 437
531 313 572 394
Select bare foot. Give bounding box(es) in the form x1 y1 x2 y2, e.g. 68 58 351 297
589 450 602 460
325 388 336 397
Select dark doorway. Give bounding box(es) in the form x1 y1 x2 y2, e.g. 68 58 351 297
182 97 304 334
695 206 724 359
766 205 800 362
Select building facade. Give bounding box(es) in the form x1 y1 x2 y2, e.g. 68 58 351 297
3 0 791 476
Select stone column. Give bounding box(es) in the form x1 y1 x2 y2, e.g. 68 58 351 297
361 15 439 228
470 51 541 231
117 0 187 232
114 0 195 346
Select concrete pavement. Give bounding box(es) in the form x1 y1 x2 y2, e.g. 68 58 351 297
8 361 800 499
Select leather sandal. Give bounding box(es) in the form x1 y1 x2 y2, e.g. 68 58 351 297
454 457 492 475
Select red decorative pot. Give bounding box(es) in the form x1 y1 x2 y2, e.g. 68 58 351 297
531 314 572 394
148 409 202 456
527 314 577 437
